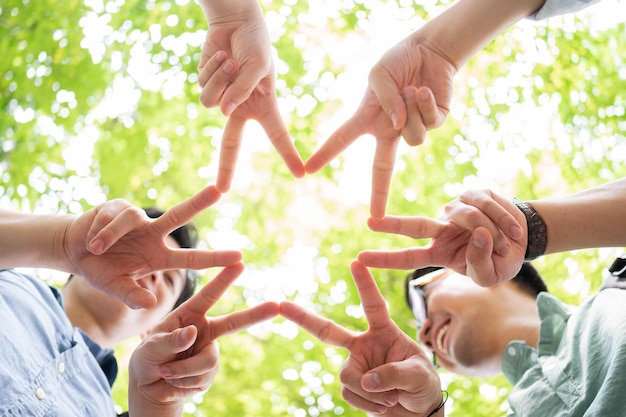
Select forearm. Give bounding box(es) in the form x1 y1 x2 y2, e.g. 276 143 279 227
414 0 546 69
529 178 626 254
0 209 73 271
196 0 262 21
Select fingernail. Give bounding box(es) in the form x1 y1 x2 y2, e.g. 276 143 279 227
215 50 226 64
362 372 381 389
418 88 430 101
510 225 523 239
472 233 486 249
497 243 510 256
160 366 173 379
373 405 387 414
403 87 416 99
223 101 236 116
383 392 398 406
223 60 236 74
90 239 104 254
390 112 399 129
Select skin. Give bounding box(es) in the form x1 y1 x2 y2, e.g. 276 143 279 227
0 185 242 309
196 0 305 192
129 262 280 417
62 235 189 349
305 0 546 218
417 272 539 377
195 0 546 216
359 178 626 287
281 261 443 417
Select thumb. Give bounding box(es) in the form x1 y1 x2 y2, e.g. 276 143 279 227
170 325 198 353
466 227 499 287
152 325 198 361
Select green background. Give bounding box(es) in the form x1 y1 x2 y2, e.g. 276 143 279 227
2 0 625 415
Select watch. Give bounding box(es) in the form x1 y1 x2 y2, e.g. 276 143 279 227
512 197 547 261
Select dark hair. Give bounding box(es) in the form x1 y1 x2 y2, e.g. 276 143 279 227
144 208 199 309
404 263 548 310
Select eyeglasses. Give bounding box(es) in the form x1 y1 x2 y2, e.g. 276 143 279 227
407 268 453 330
406 268 453 367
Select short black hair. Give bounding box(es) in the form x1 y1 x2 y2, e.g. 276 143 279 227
404 263 548 310
144 208 199 309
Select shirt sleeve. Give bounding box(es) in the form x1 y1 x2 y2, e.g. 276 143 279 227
528 0 602 20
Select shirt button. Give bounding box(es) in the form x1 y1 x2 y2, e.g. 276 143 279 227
507 346 517 356
35 388 46 400
57 362 65 373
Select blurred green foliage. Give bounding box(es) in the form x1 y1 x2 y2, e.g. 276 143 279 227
2 0 625 416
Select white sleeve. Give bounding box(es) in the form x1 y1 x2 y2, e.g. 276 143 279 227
528 0 602 20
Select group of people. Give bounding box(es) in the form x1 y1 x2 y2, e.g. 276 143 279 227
4 0 624 416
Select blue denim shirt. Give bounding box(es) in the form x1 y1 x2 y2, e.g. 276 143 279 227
0 269 116 417
503 290 626 416
529 0 602 20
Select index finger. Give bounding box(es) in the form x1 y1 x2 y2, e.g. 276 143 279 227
210 301 280 339
152 185 222 237
216 114 246 193
258 105 305 179
182 263 245 316
166 248 242 270
369 139 400 219
304 116 363 174
357 248 433 271
280 301 355 349
349 261 393 330
367 216 445 240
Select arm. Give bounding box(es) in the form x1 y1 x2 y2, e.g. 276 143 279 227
0 209 74 271
358 178 626 286
0 185 242 308
528 178 626 254
195 0 305 192
305 0 546 218
415 0 546 70
281 261 444 416
128 263 280 417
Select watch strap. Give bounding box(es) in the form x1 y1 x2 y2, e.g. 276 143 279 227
512 197 547 261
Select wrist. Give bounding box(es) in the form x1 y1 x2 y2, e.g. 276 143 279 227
512 197 547 261
198 0 261 21
417 0 545 69
427 390 448 417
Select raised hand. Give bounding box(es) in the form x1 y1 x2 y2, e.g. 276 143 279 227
358 189 527 287
305 35 456 218
196 1 304 192
128 262 280 416
65 185 242 309
280 261 443 416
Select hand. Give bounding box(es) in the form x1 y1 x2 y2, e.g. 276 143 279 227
197 5 304 192
305 36 456 218
281 261 442 416
64 185 242 309
128 262 280 415
358 189 527 287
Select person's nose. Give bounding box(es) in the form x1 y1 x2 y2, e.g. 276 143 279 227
418 318 434 351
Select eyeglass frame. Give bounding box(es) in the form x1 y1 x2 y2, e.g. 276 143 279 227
405 267 454 367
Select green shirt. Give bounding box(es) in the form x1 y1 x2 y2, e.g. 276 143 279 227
502 289 626 416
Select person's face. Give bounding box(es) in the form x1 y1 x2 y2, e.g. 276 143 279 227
415 272 509 377
130 236 188 328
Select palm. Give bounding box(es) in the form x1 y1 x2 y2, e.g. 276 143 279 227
282 262 441 416
130 263 279 403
